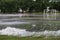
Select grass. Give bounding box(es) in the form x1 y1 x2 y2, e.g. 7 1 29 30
0 35 60 40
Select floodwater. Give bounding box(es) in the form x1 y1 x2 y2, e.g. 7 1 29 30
0 13 42 37
0 13 60 37
0 13 43 30
0 27 60 37
0 14 42 25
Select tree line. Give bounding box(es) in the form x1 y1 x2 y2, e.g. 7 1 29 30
0 0 60 13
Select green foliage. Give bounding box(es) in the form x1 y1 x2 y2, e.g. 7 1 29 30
0 0 18 13
0 0 46 13
0 0 60 13
52 2 60 11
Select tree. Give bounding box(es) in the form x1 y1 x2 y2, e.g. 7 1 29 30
52 2 60 11
0 0 18 13
0 0 60 13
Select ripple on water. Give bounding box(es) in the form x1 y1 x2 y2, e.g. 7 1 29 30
0 27 60 37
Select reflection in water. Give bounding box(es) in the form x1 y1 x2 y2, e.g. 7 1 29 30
0 22 31 25
0 14 60 37
0 14 42 25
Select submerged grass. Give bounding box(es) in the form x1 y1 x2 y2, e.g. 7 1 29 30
0 35 60 40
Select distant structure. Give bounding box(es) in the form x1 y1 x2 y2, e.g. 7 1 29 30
43 7 57 20
43 0 58 20
33 0 36 1
18 8 23 13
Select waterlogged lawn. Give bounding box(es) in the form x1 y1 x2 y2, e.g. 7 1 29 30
0 35 60 40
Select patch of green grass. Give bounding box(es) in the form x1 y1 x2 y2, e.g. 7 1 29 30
0 35 60 40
